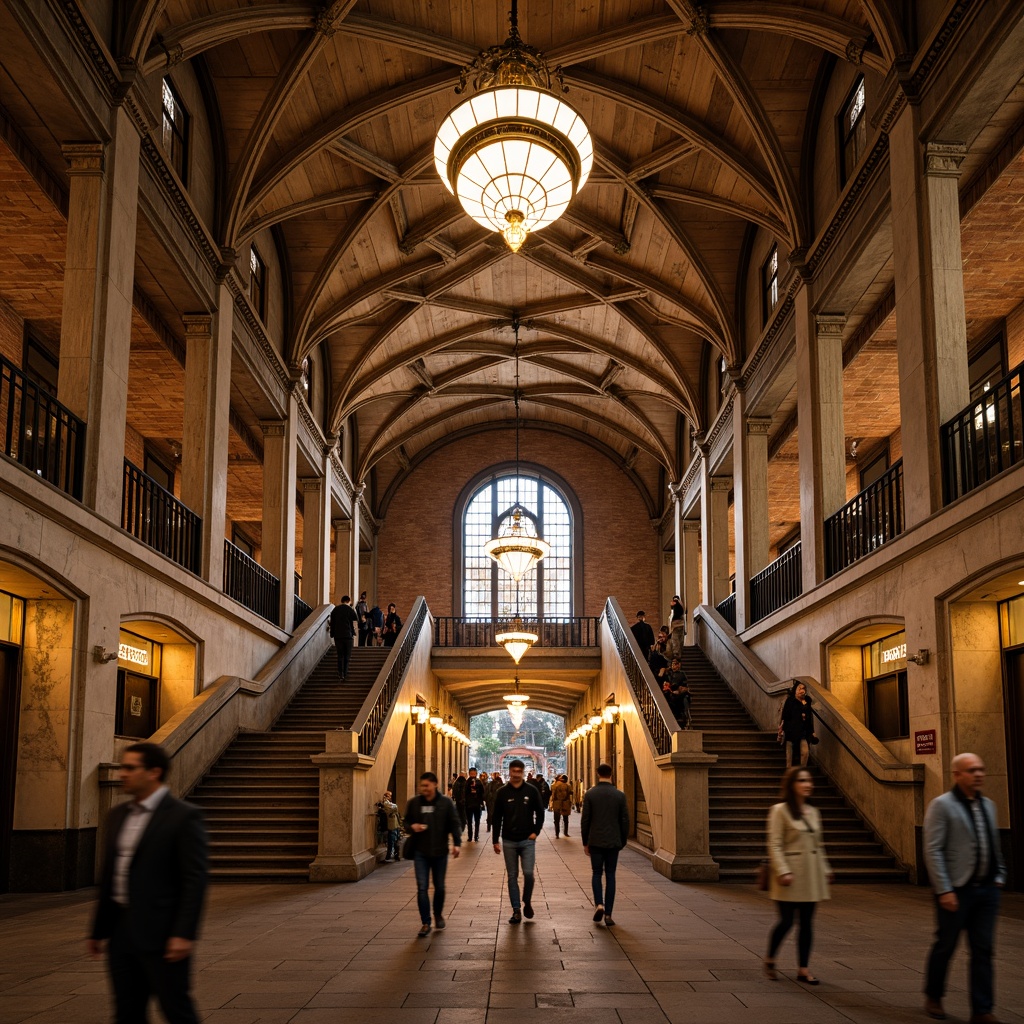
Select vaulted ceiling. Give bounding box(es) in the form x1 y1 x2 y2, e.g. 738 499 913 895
129 0 895 506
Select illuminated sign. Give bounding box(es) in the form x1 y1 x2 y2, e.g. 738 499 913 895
119 643 149 668
881 642 907 664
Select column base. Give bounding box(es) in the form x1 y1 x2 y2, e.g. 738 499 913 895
308 851 377 882
651 849 720 882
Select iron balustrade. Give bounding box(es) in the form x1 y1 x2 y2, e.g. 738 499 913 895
0 355 85 499
716 593 737 629
122 459 202 574
749 543 803 624
293 594 313 628
432 616 601 648
358 599 429 755
604 601 673 755
223 539 280 624
941 362 1023 502
824 460 904 578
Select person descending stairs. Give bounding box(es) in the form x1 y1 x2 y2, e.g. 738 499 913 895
188 646 389 881
675 647 908 884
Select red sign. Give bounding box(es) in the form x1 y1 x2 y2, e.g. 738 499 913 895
915 730 936 755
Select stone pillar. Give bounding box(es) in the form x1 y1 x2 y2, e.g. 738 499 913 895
58 111 141 519
890 115 970 523
669 485 683 599
332 518 352 602
732 392 771 631
351 484 364 602
301 473 331 607
261 399 298 629
180 291 232 584
699 456 732 608
795 294 846 590
680 521 700 642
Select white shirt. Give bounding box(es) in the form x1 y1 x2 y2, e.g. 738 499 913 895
112 785 169 906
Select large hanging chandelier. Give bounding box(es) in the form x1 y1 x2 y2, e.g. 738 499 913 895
503 674 531 729
433 0 593 253
495 614 537 664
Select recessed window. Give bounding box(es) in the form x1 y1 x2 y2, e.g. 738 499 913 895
22 331 59 393
863 631 909 741
231 527 254 558
839 76 867 185
144 450 174 493
300 356 312 408
161 79 190 185
762 244 779 324
249 246 266 321
859 446 890 491
968 329 1007 402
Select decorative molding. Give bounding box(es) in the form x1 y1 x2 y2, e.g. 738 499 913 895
746 417 772 436
301 478 324 493
739 275 799 391
260 421 287 438
229 408 264 461
844 39 864 65
907 1 975 97
330 449 356 500
815 313 847 341
227 279 291 393
61 142 104 175
682 519 700 533
181 313 213 337
681 2 709 36
704 393 734 454
924 141 967 179
710 475 733 493
332 517 351 531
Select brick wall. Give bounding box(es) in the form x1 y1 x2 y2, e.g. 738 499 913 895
375 429 660 619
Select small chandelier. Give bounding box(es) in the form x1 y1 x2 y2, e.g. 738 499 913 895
503 674 530 729
433 0 593 252
495 614 538 663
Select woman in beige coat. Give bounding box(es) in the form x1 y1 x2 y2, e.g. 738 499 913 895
549 774 572 837
764 767 833 984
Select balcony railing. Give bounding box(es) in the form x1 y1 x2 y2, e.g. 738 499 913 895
293 594 313 628
223 539 280 624
433 616 601 648
824 459 904 578
0 355 85 499
121 459 202 574
942 362 1023 502
749 543 802 624
716 593 736 629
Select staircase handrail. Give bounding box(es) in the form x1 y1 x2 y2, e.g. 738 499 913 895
351 596 431 756
602 597 681 756
143 604 333 796
695 603 924 871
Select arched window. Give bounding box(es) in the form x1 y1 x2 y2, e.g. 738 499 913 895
462 473 573 619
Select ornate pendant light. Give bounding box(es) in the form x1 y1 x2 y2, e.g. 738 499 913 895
495 615 537 663
503 674 531 729
433 0 593 253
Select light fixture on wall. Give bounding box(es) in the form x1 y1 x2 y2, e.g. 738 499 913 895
603 703 620 725
588 708 603 732
503 673 530 729
410 703 429 726
429 708 444 731
433 0 592 253
907 648 930 665
482 316 549 582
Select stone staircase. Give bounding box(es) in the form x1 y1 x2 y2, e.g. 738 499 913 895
677 646 908 884
188 645 388 882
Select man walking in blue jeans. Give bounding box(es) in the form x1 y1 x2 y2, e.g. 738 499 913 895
405 771 462 937
492 759 545 924
581 762 630 927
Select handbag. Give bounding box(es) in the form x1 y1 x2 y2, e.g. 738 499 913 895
755 858 770 891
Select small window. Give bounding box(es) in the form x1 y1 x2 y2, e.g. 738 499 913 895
144 450 174 493
22 331 59 393
968 329 1007 402
161 79 190 185
249 246 266 321
858 446 889 491
840 77 867 185
761 245 779 324
232 527 254 558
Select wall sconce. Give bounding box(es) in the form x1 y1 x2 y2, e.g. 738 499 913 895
603 703 620 725
579 722 591 735
908 648 930 666
429 708 443 731
588 708 603 732
92 645 118 664
411 704 429 726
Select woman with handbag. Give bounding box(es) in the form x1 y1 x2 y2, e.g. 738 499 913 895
778 680 816 767
763 766 834 983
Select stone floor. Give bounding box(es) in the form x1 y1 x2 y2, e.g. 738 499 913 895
2 828 1023 1024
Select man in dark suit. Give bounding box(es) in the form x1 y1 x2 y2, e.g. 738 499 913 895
630 610 655 660
329 594 359 678
89 742 208 1024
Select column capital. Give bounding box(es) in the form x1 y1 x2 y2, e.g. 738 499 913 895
815 313 846 340
332 517 351 532
62 142 104 175
681 519 701 534
353 482 366 502
746 416 772 437
924 141 967 179
260 420 287 438
301 477 324 494
710 476 732 493
668 480 684 502
182 313 213 337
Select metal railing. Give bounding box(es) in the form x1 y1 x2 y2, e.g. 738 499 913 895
716 593 736 629
223 539 280 624
941 363 1023 502
824 460 904 577
122 459 202 574
293 594 313 628
604 599 675 755
358 598 429 755
749 543 802 624
433 615 601 648
0 355 85 499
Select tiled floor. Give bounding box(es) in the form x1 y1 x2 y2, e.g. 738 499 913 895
2 828 1023 1024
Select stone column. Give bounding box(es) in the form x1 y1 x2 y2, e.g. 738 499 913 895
795 294 847 590
351 484 364 602
732 391 772 631
261 400 298 629
332 518 352 602
301 473 331 607
180 292 232 584
669 485 684 599
680 521 700 642
890 114 970 523
58 111 141 519
699 455 732 608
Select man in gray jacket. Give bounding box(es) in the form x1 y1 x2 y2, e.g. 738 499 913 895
581 763 630 927
923 752 1005 1024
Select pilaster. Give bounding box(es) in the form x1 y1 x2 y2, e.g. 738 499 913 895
261 403 298 629
301 474 331 607
332 518 352 602
732 389 771 631
699 455 732 608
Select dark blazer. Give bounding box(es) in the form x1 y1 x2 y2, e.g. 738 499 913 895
92 793 208 953
330 603 359 639
581 781 630 849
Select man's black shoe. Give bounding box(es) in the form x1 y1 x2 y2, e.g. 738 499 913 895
418 923 431 937
434 916 446 930
523 902 534 919
509 909 522 924
603 916 616 927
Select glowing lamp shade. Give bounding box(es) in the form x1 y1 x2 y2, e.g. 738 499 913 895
434 86 593 252
483 506 550 581
504 695 530 729
495 616 538 664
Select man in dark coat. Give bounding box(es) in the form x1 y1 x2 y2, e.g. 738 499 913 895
463 767 487 841
89 742 208 1024
630 610 656 660
405 772 462 936
329 595 359 678
581 763 630 927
